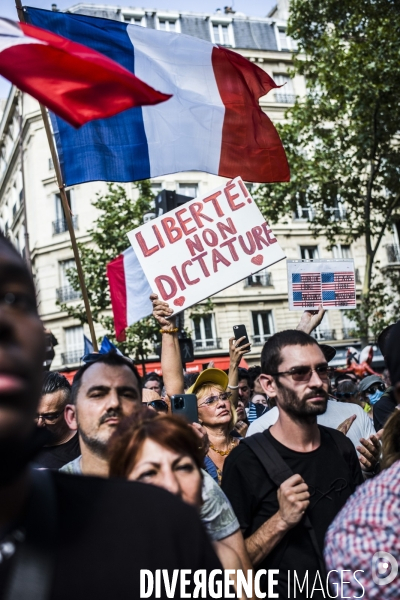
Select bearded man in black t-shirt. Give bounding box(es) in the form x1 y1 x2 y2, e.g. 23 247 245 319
222 330 365 600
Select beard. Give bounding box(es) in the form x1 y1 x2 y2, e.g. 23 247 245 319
76 408 122 458
278 384 328 421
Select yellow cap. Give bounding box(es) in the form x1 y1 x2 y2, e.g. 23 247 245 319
187 368 229 395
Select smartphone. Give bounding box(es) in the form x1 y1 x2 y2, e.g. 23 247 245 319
171 394 199 423
233 324 251 351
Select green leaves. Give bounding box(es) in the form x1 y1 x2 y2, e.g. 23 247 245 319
256 0 400 339
58 181 160 364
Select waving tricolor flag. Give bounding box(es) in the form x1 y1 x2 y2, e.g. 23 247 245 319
0 18 170 128
25 7 290 185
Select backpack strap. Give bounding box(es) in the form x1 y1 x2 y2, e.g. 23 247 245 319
242 432 327 578
4 469 57 600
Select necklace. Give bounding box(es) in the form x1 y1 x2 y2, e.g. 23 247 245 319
209 437 237 457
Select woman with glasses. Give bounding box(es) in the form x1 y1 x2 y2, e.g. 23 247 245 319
187 368 239 484
151 293 241 485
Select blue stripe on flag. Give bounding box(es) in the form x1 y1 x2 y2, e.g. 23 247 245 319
25 8 151 185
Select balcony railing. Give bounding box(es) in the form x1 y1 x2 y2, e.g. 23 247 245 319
56 286 81 302
342 328 358 339
53 215 78 235
193 338 222 352
294 206 315 220
385 244 400 264
245 271 273 287
274 93 296 104
61 350 83 365
252 334 273 346
311 329 336 341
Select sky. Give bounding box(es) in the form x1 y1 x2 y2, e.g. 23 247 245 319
1 0 276 98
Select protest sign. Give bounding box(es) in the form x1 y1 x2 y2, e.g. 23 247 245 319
128 177 286 314
287 259 356 311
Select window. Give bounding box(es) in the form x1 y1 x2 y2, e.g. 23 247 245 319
246 269 272 287
332 244 352 259
278 28 289 50
57 260 80 302
211 23 233 46
192 315 219 350
252 311 274 345
300 246 319 260
124 16 146 26
158 19 178 32
312 313 335 341
273 74 295 104
63 325 84 364
294 192 314 220
342 315 357 339
53 190 77 234
177 183 198 198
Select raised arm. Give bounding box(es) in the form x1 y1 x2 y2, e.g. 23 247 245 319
151 293 184 396
296 304 325 335
228 336 251 408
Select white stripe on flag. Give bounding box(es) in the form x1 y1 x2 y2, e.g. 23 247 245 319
127 25 225 177
0 18 45 53
123 247 153 326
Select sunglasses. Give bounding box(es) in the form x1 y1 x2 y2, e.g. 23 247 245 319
270 364 333 383
35 411 62 423
143 400 168 413
367 384 385 394
198 392 232 408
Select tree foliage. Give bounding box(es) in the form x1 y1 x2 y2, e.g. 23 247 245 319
255 0 400 340
59 181 160 367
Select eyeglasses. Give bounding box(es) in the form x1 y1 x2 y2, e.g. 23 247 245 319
198 392 232 408
143 400 168 413
270 365 333 383
336 392 356 399
35 411 62 423
367 384 385 394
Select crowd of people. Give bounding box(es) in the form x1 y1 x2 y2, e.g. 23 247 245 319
0 231 399 599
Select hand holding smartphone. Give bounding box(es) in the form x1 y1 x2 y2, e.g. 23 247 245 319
233 324 251 353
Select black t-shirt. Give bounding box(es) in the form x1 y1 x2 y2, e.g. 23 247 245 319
373 388 396 431
32 433 80 469
0 472 221 600
221 426 363 599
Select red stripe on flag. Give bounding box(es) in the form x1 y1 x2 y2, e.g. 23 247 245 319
0 21 171 128
211 46 290 183
106 254 128 342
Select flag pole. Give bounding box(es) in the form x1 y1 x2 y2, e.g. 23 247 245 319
15 0 99 352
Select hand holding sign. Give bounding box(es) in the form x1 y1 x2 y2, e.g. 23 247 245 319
128 177 285 314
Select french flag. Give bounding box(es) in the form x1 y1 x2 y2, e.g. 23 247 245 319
106 247 152 341
25 8 289 185
0 18 169 128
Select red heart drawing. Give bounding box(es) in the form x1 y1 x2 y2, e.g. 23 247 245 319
251 255 264 266
173 296 185 307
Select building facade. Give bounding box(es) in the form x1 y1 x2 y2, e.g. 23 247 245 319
0 2 395 372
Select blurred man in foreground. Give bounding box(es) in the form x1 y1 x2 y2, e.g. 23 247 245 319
0 233 221 600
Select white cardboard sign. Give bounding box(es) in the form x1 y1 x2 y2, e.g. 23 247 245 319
287 259 356 311
128 177 286 314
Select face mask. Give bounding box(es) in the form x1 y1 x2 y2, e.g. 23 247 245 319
367 389 384 405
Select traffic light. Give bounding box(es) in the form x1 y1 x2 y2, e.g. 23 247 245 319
155 190 194 216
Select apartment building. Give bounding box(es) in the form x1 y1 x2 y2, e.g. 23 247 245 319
0 1 394 372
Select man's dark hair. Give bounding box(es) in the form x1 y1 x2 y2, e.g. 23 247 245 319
70 351 142 404
42 371 71 405
261 330 319 375
143 372 162 386
238 367 251 386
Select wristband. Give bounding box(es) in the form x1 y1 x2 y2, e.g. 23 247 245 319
227 384 239 390
159 328 179 334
